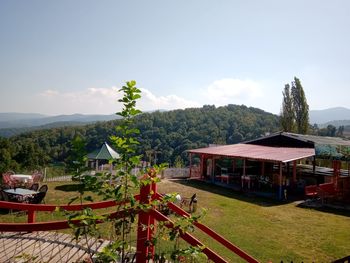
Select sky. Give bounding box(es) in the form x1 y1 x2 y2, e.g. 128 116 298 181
0 0 349 116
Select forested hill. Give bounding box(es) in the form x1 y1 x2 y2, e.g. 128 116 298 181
0 104 279 171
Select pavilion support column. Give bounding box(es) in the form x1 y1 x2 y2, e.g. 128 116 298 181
189 153 192 178
278 162 283 200
292 160 297 187
212 157 216 182
199 154 204 180
333 160 341 188
261 161 265 176
95 160 99 171
241 158 247 190
243 159 246 176
203 156 208 180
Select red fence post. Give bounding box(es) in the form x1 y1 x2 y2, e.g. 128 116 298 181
28 209 35 223
148 181 157 257
136 182 152 262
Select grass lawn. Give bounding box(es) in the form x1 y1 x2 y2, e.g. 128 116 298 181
157 179 350 263
1 179 350 262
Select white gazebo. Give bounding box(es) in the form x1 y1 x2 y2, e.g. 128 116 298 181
87 142 120 171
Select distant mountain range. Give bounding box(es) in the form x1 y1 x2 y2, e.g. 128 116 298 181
0 106 349 138
0 113 121 137
0 113 120 129
309 107 350 127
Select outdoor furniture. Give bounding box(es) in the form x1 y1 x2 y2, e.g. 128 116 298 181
305 185 318 200
180 193 197 213
39 184 48 193
1 190 11 202
29 183 39 191
2 173 16 188
31 172 42 183
3 188 39 203
28 192 46 204
318 182 339 204
241 175 257 189
10 174 33 188
216 174 230 184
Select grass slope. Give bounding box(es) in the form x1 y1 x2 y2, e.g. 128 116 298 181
157 180 350 263
1 180 349 262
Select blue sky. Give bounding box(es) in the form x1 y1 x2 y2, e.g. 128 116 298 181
0 1 349 115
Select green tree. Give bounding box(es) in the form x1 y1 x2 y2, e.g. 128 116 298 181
291 77 309 134
337 125 344 137
280 84 295 132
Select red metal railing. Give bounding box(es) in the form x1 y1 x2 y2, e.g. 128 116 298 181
0 182 259 263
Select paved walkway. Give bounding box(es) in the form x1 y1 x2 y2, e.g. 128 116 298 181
0 231 110 262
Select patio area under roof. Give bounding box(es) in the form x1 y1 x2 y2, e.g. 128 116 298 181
188 132 350 201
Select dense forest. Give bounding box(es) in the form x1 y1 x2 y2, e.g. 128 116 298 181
0 104 280 172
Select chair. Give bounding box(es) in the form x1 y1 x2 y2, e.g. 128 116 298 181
305 185 318 200
0 191 13 213
30 183 39 191
2 174 15 188
28 192 46 204
0 190 20 203
0 191 9 201
180 193 198 213
32 173 42 183
38 184 48 193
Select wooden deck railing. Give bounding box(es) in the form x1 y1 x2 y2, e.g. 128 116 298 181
0 182 259 263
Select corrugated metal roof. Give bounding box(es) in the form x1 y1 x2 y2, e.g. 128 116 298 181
87 142 120 160
188 143 315 163
283 132 350 146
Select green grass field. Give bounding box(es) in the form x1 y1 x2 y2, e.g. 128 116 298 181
157 180 350 263
1 179 350 262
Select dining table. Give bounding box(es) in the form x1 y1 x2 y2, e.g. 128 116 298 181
3 188 39 203
10 174 33 182
10 174 33 188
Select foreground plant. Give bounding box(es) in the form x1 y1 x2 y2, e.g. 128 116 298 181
67 80 206 262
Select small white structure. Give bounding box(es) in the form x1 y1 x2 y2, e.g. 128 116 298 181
87 142 120 171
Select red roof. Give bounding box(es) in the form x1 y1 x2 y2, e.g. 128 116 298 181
188 143 315 163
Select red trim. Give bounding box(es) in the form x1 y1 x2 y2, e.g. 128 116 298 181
0 195 139 212
0 195 140 223
0 208 137 232
0 184 259 262
155 193 259 263
136 184 152 262
150 209 228 263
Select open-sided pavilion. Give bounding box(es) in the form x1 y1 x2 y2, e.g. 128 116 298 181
188 132 350 200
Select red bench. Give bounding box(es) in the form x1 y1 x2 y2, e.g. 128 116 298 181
318 182 338 197
318 182 342 204
305 185 318 199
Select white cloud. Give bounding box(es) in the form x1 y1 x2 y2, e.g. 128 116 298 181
203 78 263 105
35 86 200 115
36 87 120 115
139 88 200 111
40 89 60 97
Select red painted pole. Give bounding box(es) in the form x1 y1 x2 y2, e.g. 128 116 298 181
189 153 192 178
28 209 35 223
148 181 157 258
200 154 204 180
136 183 152 263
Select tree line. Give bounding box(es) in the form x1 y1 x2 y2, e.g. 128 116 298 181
0 104 279 173
279 77 347 137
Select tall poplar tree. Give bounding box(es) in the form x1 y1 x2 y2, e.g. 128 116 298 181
291 77 309 134
280 84 295 132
